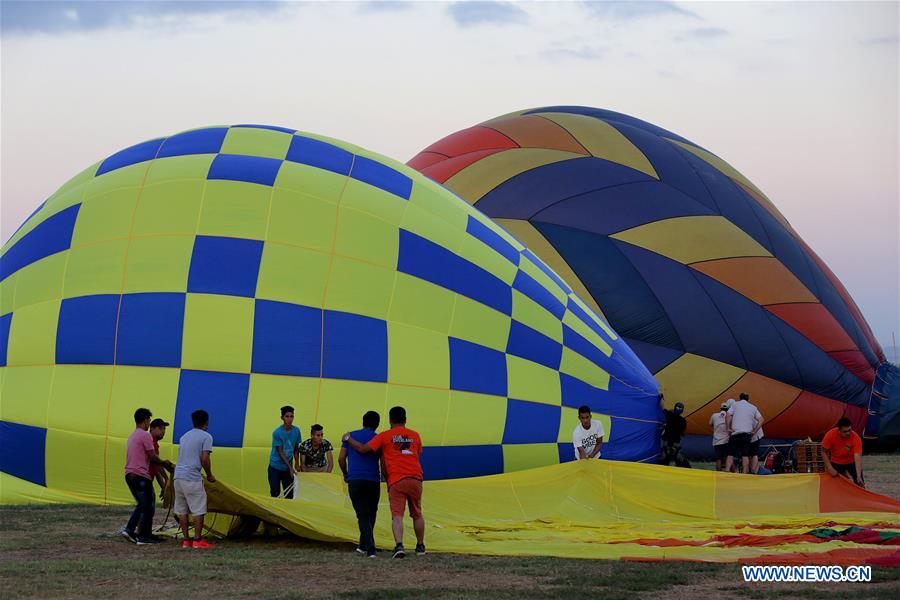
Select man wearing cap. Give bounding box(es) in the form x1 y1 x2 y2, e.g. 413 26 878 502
709 401 731 471
123 408 174 545
149 418 173 499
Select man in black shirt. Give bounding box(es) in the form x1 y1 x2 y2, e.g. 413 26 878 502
660 399 690 467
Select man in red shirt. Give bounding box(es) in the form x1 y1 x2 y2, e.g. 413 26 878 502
821 417 865 487
344 406 425 558
148 418 173 499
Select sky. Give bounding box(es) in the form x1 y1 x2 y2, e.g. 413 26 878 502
1 0 898 352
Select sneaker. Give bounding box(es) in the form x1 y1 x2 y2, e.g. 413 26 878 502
192 539 215 548
120 529 137 544
355 546 366 555
181 540 193 549
392 544 405 559
415 543 426 556
135 537 159 545
367 550 377 558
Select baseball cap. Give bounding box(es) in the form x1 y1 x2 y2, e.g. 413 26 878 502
149 418 170 428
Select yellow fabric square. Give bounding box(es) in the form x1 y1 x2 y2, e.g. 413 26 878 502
388 273 455 334
518 256 568 305
244 374 319 448
241 448 272 495
456 235 517 286
325 257 396 320
0 366 54 426
256 243 330 307
132 180 205 236
274 160 347 203
108 366 180 439
6 301 59 366
449 295 510 352
333 206 398 269
45 428 107 503
63 239 128 298
123 235 194 293
315 379 387 439
84 161 150 199
221 127 292 160
105 436 132 504
444 391 506 446
71 187 140 246
266 188 337 252
11 253 67 311
0 273 17 315
198 180 272 240
399 203 466 254
47 366 114 437
562 309 614 354
507 355 561 405
387 323 449 388
502 443 558 473
340 177 406 224
408 180 469 232
182 294 254 373
385 385 449 445
145 154 215 184
512 290 563 343
560 347 610 390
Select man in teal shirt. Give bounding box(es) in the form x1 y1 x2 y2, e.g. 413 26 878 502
268 406 300 498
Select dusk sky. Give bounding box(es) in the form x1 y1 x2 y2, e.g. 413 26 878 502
1 0 898 351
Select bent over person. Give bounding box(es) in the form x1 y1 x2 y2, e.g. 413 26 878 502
821 417 865 487
344 406 424 558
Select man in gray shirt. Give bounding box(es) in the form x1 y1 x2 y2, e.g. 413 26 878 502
174 409 216 548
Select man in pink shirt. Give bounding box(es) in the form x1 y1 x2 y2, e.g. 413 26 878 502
123 408 174 545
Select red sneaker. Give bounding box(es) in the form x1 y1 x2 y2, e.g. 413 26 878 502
192 539 215 548
181 540 193 549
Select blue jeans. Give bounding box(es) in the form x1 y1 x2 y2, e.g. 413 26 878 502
125 473 155 537
268 465 294 498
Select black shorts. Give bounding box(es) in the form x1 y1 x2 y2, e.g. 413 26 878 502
730 433 752 458
833 462 860 484
714 443 730 460
749 439 760 457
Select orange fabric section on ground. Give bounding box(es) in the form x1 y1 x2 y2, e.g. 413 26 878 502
691 257 817 305
740 547 900 566
818 473 900 514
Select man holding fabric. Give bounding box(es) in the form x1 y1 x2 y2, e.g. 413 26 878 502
268 406 300 498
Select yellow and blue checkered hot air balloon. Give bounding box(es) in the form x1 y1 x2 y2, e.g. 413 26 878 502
0 124 660 504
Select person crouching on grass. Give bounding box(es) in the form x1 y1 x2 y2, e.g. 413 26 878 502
343 406 425 558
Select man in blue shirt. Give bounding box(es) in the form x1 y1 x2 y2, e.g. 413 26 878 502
268 406 300 498
339 410 381 558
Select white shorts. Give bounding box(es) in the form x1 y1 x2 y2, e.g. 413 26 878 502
174 479 207 516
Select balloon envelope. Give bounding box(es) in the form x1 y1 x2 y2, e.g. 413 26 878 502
0 124 659 504
408 107 884 441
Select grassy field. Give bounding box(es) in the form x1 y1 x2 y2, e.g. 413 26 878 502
1 455 898 599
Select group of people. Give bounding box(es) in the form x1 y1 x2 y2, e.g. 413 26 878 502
268 407 335 500
709 392 766 473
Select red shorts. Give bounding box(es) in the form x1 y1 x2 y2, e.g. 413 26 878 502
388 477 423 518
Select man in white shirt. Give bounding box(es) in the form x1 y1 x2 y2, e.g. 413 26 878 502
709 401 730 471
726 393 764 474
572 405 604 460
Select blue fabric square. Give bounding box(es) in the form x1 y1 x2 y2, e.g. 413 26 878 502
398 230 512 316
252 300 322 377
522 248 570 294
56 294 120 365
207 154 283 187
420 445 504 480
157 127 228 158
187 236 263 297
506 321 562 371
96 138 164 176
466 216 519 265
1 204 81 282
513 270 565 319
116 293 185 368
285 135 353 176
0 420 46 486
0 312 11 366
350 155 412 200
322 310 387 382
502 399 560 444
557 442 577 464
174 370 250 448
448 337 507 397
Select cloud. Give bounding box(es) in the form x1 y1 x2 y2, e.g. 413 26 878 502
581 1 697 21
540 44 606 61
673 27 730 42
447 1 528 27
0 1 288 35
357 1 415 14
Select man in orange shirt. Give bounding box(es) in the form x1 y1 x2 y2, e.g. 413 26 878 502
821 417 865 488
344 406 425 558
